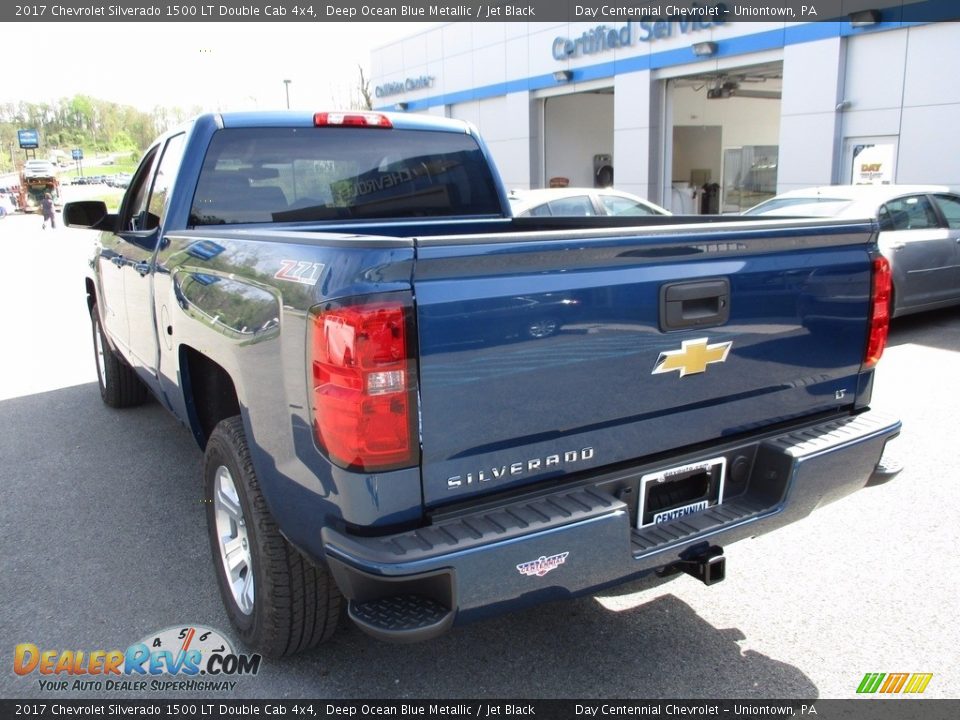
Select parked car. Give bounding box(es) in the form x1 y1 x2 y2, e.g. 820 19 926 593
744 185 960 317
508 187 671 218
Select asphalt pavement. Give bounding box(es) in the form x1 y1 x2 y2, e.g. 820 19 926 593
0 210 957 700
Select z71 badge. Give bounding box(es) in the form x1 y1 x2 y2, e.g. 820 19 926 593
274 260 324 286
652 338 732 378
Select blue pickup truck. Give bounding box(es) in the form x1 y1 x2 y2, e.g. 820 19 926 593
65 111 900 657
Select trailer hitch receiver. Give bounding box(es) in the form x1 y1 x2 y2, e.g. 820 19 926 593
673 544 726 586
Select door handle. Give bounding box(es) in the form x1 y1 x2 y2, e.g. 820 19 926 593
888 242 906 250
110 256 125 267
133 261 150 276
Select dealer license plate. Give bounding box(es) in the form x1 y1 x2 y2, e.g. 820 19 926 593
652 501 710 525
637 457 726 528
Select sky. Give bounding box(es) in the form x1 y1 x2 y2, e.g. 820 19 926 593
4 22 438 112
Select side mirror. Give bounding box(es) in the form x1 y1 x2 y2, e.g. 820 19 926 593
63 200 115 230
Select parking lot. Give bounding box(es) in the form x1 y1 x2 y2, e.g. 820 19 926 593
0 210 958 700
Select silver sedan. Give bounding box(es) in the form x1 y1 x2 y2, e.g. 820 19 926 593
508 187 671 218
745 184 960 317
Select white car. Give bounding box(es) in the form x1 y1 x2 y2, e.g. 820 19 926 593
508 188 670 218
23 159 58 178
745 185 960 317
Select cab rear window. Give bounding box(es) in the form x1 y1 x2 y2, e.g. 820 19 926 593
189 127 502 226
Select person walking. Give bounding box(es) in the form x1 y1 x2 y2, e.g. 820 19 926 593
41 192 56 229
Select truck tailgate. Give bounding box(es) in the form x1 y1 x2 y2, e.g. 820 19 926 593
412 219 877 507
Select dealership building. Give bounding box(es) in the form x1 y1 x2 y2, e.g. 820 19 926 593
371 9 960 213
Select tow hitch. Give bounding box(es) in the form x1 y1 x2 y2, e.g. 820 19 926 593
660 544 726 586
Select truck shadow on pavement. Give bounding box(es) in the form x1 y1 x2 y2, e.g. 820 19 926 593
0 383 817 701
282 593 818 699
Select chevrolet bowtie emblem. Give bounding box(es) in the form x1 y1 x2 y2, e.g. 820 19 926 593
652 338 732 378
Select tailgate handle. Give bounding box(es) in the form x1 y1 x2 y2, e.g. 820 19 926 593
660 278 730 331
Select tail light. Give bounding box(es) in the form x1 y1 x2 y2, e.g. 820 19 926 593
309 294 418 472
864 255 891 369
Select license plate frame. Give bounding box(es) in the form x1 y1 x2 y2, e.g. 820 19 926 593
637 457 726 528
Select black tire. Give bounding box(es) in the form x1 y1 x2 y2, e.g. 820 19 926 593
90 303 148 408
204 417 342 657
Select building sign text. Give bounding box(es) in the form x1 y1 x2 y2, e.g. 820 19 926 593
375 75 435 98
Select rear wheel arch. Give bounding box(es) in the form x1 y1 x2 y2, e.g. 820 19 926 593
179 346 241 449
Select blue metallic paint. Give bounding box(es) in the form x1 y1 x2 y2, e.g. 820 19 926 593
413 231 874 506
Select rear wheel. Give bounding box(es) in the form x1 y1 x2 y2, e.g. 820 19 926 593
525 317 559 339
204 417 342 657
90 303 148 408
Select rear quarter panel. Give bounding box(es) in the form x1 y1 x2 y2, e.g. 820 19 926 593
152 229 423 557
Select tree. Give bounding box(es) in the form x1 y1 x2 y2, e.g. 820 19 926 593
353 65 373 111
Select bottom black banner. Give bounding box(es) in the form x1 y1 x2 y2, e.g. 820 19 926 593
1 699 957 720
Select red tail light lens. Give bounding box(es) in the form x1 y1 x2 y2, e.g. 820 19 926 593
313 112 392 128
310 296 418 472
864 255 891 369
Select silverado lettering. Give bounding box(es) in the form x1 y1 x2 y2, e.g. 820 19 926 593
447 447 596 488
64 109 900 657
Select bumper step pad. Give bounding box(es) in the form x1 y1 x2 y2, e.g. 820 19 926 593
348 595 453 643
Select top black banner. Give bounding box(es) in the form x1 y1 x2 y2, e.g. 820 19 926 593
4 0 960 23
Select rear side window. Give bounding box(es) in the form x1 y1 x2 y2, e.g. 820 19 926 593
599 194 658 216
546 196 595 216
189 127 502 226
882 195 939 230
933 194 960 229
